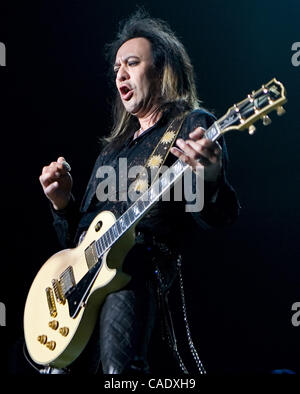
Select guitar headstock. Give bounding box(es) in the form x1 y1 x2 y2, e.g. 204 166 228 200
217 78 287 136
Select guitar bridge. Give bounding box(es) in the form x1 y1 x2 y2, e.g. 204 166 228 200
46 287 57 318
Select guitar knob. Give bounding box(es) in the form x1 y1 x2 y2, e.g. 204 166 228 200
48 320 59 330
248 125 256 135
276 106 286 116
59 327 69 336
37 335 47 344
46 341 56 351
262 115 272 126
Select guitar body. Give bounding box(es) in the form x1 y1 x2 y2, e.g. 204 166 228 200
24 210 134 368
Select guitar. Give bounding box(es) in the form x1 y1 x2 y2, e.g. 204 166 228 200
24 78 287 368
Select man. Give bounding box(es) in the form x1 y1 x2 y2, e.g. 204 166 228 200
39 12 239 374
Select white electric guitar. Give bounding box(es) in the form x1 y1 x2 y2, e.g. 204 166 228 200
24 78 287 368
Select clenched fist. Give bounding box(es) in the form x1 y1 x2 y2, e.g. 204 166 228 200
39 156 73 210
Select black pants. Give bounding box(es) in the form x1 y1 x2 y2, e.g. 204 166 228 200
70 280 158 375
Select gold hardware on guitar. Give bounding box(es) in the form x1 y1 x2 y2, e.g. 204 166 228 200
59 327 69 337
52 279 66 305
46 287 57 318
277 106 286 116
48 320 59 330
37 335 47 344
46 341 56 351
248 125 256 135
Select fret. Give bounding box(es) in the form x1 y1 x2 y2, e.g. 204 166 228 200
160 173 169 190
111 224 118 240
97 237 103 254
119 215 127 231
124 212 131 228
106 229 112 245
137 199 145 214
108 228 114 244
143 196 151 210
128 206 135 222
132 203 140 219
116 220 122 235
100 236 106 252
148 182 159 203
111 228 116 242
109 227 115 243
102 233 109 249
95 241 102 257
173 159 184 174
148 187 156 203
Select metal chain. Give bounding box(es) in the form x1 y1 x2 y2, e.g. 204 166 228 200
154 250 206 374
154 262 189 374
176 255 207 374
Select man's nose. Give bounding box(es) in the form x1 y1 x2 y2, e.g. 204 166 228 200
117 65 130 82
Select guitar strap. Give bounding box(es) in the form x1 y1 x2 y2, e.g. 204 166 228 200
132 112 188 194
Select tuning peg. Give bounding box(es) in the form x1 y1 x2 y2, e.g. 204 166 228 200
248 125 256 135
276 106 286 116
262 115 272 126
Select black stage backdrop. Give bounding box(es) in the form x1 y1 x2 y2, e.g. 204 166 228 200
1 0 299 375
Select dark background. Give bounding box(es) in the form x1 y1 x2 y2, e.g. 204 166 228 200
1 0 299 375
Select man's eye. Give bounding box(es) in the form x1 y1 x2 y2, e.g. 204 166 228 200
128 61 138 66
113 68 119 74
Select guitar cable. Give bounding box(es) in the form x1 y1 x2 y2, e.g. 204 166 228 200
23 342 43 373
22 342 70 374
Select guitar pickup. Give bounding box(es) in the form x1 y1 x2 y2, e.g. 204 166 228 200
59 266 76 296
84 242 99 269
52 279 66 305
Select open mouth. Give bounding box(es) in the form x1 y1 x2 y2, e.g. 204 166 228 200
120 85 134 101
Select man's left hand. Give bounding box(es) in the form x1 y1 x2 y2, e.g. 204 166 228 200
170 127 222 182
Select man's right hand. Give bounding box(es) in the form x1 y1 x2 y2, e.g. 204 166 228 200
39 156 73 210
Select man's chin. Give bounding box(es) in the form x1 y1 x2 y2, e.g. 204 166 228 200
123 102 142 116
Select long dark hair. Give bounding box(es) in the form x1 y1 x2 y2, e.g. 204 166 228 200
104 10 201 146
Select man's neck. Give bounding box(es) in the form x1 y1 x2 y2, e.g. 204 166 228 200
138 108 162 133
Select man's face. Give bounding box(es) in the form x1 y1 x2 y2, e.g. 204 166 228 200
114 37 159 118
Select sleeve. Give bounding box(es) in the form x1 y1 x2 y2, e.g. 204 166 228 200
179 109 241 229
50 194 82 249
